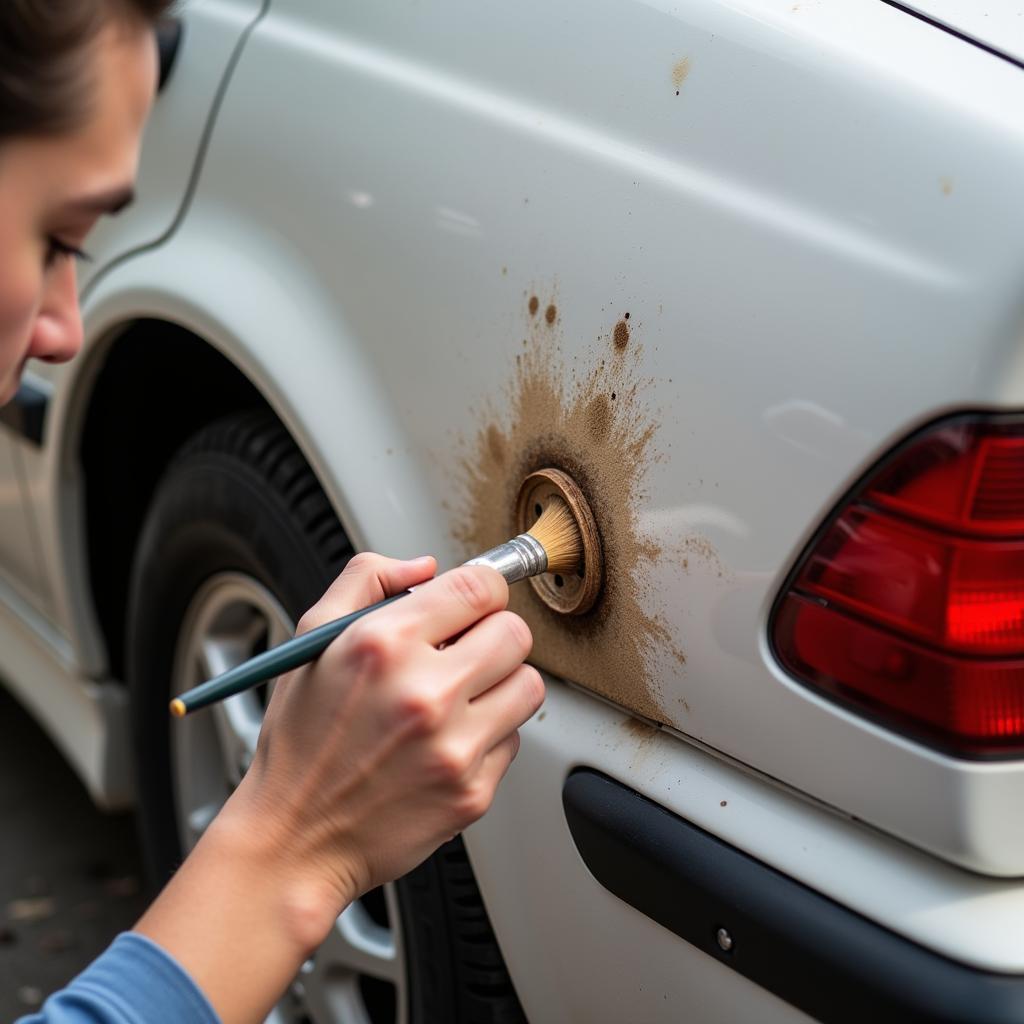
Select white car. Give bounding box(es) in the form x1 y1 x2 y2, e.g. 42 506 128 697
4 0 1024 1020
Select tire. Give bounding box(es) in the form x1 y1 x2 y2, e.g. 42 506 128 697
126 410 526 1024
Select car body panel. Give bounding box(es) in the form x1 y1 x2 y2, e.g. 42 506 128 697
0 591 131 808
161 0 1024 875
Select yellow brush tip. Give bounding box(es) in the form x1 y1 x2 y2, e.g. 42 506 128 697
169 698 186 718
527 498 583 575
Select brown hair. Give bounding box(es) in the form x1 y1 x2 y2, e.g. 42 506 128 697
0 0 174 139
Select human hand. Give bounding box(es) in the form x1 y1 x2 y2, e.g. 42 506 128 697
229 551 543 932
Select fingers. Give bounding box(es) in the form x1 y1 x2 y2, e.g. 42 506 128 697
466 664 545 751
380 565 509 647
296 553 436 635
438 610 533 698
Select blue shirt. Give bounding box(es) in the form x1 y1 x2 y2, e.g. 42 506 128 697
15 932 219 1024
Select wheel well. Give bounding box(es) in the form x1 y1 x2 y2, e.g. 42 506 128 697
80 320 270 681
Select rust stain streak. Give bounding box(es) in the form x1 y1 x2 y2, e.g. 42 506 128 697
672 57 692 93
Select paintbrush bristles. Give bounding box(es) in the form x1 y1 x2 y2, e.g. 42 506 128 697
526 498 583 575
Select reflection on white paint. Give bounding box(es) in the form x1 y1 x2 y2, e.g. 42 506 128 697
640 504 750 539
382 482 406 521
348 190 374 209
763 398 869 459
269 18 964 289
435 206 482 239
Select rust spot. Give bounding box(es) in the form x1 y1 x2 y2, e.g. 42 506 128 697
681 534 729 582
720 800 728 807
613 320 630 351
545 303 557 325
940 176 954 197
452 287 684 723
672 57 692 91
622 717 659 741
528 295 539 316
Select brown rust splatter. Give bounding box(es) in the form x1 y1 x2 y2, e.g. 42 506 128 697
622 717 659 741
545 303 557 325
528 295 539 316
681 533 731 581
486 424 507 466
672 57 691 91
453 296 684 722
613 320 630 351
585 393 612 444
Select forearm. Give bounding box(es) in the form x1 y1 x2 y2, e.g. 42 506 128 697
134 788 349 1024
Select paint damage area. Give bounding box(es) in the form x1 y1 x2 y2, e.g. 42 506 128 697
452 294 685 723
672 57 691 95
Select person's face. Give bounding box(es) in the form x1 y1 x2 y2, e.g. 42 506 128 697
0 19 157 406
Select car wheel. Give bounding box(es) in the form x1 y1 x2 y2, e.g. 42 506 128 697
126 410 526 1024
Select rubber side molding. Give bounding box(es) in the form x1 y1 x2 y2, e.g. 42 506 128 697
0 380 48 446
562 769 1024 1024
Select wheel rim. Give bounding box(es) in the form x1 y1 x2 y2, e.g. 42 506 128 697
170 572 409 1024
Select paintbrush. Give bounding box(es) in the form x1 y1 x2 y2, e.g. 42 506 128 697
170 499 583 717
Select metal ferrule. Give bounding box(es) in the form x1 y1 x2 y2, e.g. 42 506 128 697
464 533 548 584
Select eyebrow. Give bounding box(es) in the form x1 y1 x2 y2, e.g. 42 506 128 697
64 185 136 217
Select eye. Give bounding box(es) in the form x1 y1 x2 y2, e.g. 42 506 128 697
44 236 91 268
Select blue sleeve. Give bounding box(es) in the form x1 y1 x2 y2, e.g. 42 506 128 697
14 932 220 1024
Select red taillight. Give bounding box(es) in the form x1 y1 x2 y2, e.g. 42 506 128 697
771 414 1024 756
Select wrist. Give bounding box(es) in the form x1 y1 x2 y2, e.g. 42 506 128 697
134 786 358 1024
211 783 357 955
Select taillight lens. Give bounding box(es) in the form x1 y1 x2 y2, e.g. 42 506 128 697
771 414 1024 757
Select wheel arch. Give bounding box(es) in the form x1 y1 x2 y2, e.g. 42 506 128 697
77 319 272 682
57 227 445 688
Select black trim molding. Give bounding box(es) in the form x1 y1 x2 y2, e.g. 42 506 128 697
563 770 1024 1024
0 380 48 446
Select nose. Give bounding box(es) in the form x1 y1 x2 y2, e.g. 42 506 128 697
28 258 84 365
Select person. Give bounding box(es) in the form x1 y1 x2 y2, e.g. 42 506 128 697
2 3 544 1022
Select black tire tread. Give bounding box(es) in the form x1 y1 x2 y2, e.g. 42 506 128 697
402 836 528 1024
171 410 353 580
